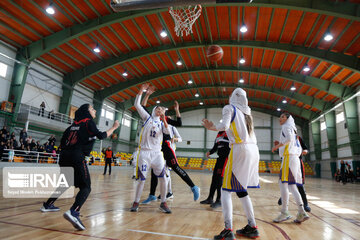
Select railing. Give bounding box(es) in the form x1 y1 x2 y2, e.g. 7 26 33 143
1 149 59 164
18 103 73 125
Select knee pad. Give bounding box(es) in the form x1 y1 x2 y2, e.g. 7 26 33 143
236 191 248 198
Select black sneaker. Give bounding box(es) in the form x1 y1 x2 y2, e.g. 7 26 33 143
211 201 221 209
214 228 235 240
304 205 311 212
63 209 85 230
157 194 161 200
40 202 60 212
236 224 259 239
130 202 139 212
166 192 174 199
278 198 282 206
200 198 213 205
159 202 172 214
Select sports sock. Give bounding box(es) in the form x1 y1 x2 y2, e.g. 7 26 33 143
135 180 145 203
221 189 233 229
240 195 256 227
159 177 167 202
289 184 304 213
279 181 289 213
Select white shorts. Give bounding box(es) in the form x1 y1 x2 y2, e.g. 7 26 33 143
280 154 302 185
136 149 165 181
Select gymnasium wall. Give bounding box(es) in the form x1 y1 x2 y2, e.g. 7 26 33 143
175 108 300 161
0 42 16 102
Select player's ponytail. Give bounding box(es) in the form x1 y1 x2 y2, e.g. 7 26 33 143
244 114 253 135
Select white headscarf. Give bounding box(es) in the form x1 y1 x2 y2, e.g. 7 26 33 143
282 114 297 133
151 106 161 121
229 88 251 115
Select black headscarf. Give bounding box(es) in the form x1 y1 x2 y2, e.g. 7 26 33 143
74 104 93 121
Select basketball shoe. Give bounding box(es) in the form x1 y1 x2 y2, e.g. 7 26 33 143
63 209 85 230
236 224 259 238
159 202 172 214
213 228 235 240
40 202 60 212
130 202 139 212
141 195 156 204
273 211 292 223
294 212 310 223
191 186 200 201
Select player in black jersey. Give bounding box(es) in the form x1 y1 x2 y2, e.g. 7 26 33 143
40 104 119 230
140 86 200 204
201 131 230 208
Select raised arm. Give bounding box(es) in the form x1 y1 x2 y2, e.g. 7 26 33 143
141 85 156 106
202 105 233 131
172 126 182 143
135 84 151 121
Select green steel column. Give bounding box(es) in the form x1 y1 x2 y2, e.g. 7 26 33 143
311 121 322 160
270 116 274 161
92 93 103 125
204 109 208 158
301 121 310 161
8 53 29 122
324 111 338 158
59 81 73 115
114 103 123 140
343 99 360 156
130 114 139 143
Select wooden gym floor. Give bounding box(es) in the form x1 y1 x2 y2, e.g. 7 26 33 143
0 166 359 240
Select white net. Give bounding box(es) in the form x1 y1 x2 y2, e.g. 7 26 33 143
169 5 202 37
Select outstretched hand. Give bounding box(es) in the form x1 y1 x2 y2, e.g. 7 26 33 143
202 118 215 130
174 101 179 111
139 83 150 93
146 85 156 95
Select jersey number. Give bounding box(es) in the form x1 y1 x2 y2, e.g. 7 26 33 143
150 131 156 138
141 165 147 171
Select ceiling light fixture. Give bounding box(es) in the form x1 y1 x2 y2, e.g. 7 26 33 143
160 30 167 38
93 43 100 53
156 100 160 104
199 102 204 105
277 108 281 112
290 85 296 91
303 65 310 72
282 99 287 104
239 57 245 64
324 33 333 42
176 60 182 66
239 78 245 83
240 25 248 33
187 79 193 84
195 93 200 97
122 71 128 77
46 3 55 15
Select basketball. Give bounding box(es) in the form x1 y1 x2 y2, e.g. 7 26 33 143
206 45 223 62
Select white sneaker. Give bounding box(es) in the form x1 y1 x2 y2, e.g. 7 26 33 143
273 211 292 223
294 212 310 223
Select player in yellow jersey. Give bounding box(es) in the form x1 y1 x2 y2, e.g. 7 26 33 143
202 88 260 239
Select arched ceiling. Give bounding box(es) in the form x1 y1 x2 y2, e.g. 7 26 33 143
1 0 359 122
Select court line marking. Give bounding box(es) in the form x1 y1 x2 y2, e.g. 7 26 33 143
127 229 210 240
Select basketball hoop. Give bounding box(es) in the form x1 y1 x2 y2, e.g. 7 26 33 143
169 5 202 37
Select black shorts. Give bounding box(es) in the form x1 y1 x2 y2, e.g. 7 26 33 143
162 141 178 167
59 150 91 188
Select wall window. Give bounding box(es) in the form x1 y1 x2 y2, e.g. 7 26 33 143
122 118 130 127
105 111 114 120
101 109 105 117
320 121 327 131
0 62 7 78
336 112 344 123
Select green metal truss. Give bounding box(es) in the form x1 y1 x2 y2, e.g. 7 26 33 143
154 95 314 120
343 98 360 156
65 41 359 86
311 121 322 160
324 111 338 158
93 92 104 125
164 105 307 127
16 1 360 62
118 83 331 112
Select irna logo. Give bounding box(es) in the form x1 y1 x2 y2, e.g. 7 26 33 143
8 172 69 188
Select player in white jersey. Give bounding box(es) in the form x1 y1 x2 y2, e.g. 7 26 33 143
202 88 260 239
272 113 310 223
130 83 172 214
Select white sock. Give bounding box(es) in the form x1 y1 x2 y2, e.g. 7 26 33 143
279 181 289 213
240 195 256 227
135 180 145 203
221 189 233 229
289 184 304 213
159 177 167 203
167 172 172 193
